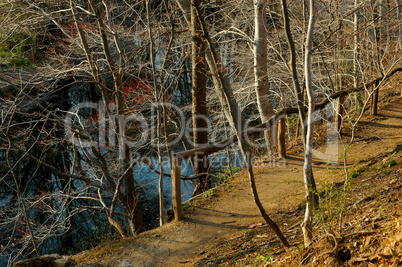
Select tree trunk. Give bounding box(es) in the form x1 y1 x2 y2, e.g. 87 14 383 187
124 146 144 234
172 157 184 221
191 0 210 196
371 80 379 115
353 0 359 84
281 0 318 207
397 0 402 48
336 93 345 132
302 0 316 247
354 0 362 112
108 216 128 238
280 0 306 140
277 118 286 158
254 0 275 152
175 0 237 129
146 0 165 227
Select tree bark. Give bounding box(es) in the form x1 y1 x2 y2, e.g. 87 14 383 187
277 118 286 158
354 0 359 89
302 0 316 247
175 0 236 129
354 0 363 112
397 0 402 49
254 0 275 152
108 216 128 238
146 0 165 227
191 0 210 196
172 157 184 221
281 0 318 207
336 93 345 132
371 80 379 115
281 0 306 130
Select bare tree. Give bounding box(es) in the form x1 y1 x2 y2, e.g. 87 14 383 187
176 0 290 248
302 0 316 247
3 134 40 257
145 0 166 227
254 0 275 152
191 0 210 196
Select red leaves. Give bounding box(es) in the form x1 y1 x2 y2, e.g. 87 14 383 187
1 93 13 100
123 78 151 98
29 54 40 65
122 77 152 112
61 22 78 38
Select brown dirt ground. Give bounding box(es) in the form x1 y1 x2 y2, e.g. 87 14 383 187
73 75 402 267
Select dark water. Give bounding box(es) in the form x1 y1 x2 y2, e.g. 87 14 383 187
0 149 243 266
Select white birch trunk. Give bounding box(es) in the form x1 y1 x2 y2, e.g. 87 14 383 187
302 0 316 247
254 0 274 151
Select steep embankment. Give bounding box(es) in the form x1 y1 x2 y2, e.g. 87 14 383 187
73 78 402 267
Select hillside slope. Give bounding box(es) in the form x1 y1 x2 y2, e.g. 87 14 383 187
73 79 402 267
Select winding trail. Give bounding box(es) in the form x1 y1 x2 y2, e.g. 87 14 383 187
74 80 402 267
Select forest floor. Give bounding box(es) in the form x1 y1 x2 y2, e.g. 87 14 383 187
73 75 402 267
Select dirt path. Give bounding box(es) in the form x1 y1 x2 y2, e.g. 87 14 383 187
74 85 402 267
75 156 314 267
